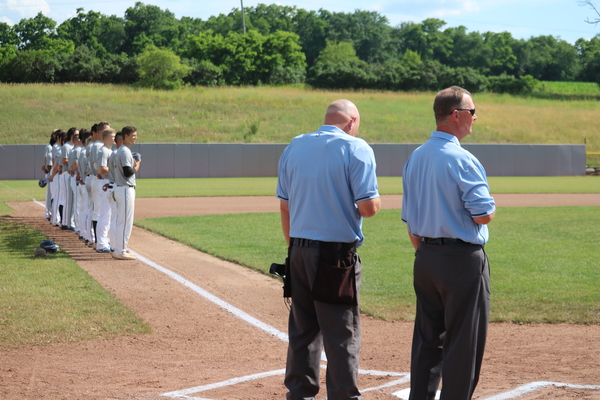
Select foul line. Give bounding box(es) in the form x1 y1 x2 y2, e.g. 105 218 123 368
25 199 600 400
131 251 289 343
0 182 45 207
482 381 600 400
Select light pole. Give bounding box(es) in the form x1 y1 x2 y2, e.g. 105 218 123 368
241 0 247 34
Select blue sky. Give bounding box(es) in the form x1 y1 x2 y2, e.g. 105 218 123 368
1 0 599 44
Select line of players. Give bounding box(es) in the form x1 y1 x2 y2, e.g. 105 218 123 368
41 122 141 260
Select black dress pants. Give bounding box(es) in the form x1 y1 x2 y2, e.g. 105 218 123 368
409 242 490 400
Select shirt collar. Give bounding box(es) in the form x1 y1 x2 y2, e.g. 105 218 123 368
317 125 346 135
431 130 461 146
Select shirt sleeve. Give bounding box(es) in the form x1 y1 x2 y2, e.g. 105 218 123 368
349 143 379 203
459 156 495 217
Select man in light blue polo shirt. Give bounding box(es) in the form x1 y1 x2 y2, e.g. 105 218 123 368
277 99 380 400
402 86 496 400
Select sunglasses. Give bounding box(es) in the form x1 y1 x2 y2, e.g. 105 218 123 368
450 108 476 116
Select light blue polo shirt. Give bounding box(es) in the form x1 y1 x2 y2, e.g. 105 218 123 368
402 131 495 245
276 125 379 247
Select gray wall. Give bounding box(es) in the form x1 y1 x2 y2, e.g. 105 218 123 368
0 143 586 180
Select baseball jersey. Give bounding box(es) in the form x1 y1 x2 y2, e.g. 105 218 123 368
98 145 112 179
89 140 103 175
44 143 53 167
61 142 74 172
107 148 119 183
67 145 80 173
77 146 88 176
52 143 62 168
114 145 136 187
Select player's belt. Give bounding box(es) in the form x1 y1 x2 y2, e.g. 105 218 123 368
117 185 136 189
291 238 355 250
421 237 468 245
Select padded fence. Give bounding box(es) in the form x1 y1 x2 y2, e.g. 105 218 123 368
0 143 586 180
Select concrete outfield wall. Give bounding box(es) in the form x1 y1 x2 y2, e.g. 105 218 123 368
0 143 586 180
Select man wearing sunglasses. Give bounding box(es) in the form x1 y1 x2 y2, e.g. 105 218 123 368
401 86 496 400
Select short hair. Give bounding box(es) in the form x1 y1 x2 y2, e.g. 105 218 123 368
102 128 116 139
66 127 78 142
56 130 66 145
433 86 471 122
97 121 110 133
79 128 90 144
121 126 137 137
91 123 98 133
115 131 123 142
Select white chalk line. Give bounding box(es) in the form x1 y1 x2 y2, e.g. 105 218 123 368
131 251 290 342
481 381 600 400
25 198 600 400
0 181 45 207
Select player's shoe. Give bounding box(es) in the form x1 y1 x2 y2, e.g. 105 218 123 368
112 251 136 260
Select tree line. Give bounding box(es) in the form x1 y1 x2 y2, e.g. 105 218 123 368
1 2 599 92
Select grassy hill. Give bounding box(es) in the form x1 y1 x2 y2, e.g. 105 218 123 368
3 83 598 153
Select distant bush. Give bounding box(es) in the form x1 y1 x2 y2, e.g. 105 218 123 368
488 74 540 94
306 60 373 89
183 59 223 87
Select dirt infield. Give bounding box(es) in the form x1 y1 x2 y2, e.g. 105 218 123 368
1 195 599 400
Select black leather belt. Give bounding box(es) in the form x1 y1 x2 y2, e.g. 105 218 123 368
422 237 467 245
291 238 320 248
291 238 355 250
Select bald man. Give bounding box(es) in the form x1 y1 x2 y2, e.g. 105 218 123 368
276 99 381 400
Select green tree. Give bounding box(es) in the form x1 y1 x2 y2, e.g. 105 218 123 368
324 10 393 64
291 9 327 67
522 35 579 80
123 2 180 54
0 22 19 46
421 18 453 63
2 49 61 82
444 26 489 71
483 31 518 75
14 12 57 50
136 45 191 89
314 39 361 64
576 34 600 83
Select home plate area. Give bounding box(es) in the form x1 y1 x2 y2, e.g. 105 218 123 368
160 369 600 400
136 251 600 400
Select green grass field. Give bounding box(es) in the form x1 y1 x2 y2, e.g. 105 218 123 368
2 84 599 153
0 218 151 350
0 177 598 351
135 207 600 324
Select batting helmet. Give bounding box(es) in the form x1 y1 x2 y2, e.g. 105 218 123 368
38 179 48 188
132 152 141 162
40 239 59 253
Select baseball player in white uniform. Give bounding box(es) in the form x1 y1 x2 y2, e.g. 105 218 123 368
60 128 76 230
42 131 56 221
49 130 65 226
95 128 115 253
107 132 123 252
68 132 83 235
89 122 110 248
84 124 99 247
112 126 140 260
75 129 92 244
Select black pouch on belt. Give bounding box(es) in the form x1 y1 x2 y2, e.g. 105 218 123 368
311 241 357 305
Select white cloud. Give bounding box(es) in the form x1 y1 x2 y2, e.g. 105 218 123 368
0 0 51 25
